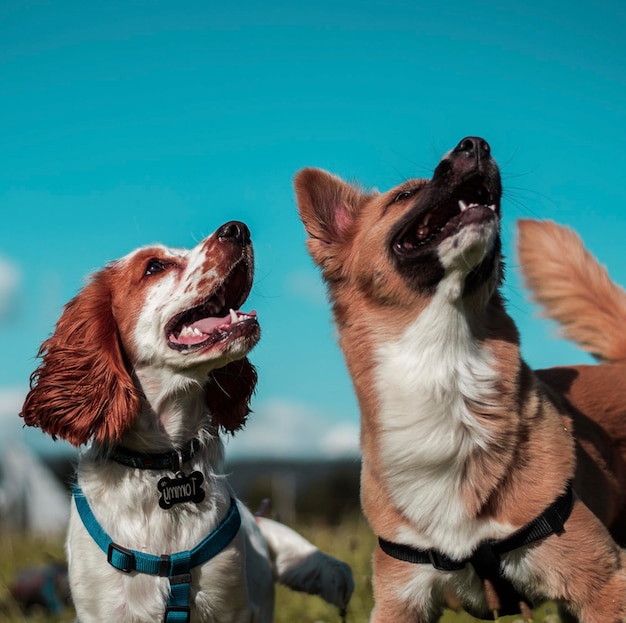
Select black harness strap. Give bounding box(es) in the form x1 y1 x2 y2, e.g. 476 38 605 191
378 482 574 617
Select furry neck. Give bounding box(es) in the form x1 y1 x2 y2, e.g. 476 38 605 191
112 365 221 457
344 282 527 543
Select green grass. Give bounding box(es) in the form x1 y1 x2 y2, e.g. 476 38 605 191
0 532 73 623
0 520 564 623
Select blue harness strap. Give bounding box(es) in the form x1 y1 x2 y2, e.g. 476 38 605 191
73 484 241 623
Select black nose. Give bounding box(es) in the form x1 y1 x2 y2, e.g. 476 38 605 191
452 136 491 160
217 221 250 245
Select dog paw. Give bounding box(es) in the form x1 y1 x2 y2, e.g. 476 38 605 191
279 550 355 610
315 554 355 610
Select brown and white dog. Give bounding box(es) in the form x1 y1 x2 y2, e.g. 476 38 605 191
295 138 626 622
21 221 353 623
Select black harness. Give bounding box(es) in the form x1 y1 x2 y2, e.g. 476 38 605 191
378 482 574 618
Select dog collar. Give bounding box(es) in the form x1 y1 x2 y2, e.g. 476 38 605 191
378 481 574 618
109 438 202 471
109 439 208 510
73 483 241 623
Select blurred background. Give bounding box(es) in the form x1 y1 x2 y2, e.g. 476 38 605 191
1 0 625 557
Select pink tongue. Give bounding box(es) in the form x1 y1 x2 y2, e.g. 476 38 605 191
193 315 229 333
172 313 231 345
170 309 257 346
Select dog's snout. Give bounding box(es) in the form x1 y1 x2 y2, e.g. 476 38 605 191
433 135 497 181
217 221 251 245
452 136 491 160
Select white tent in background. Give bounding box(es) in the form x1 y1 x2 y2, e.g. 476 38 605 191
0 443 70 535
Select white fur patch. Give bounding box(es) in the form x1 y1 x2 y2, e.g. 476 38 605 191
438 216 499 277
374 271 513 559
129 243 222 374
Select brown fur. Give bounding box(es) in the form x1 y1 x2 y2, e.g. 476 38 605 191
519 219 626 540
21 269 142 446
296 155 626 622
518 219 626 362
21 247 257 446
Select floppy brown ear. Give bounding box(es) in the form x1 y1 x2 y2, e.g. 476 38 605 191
21 269 142 446
294 167 369 280
206 357 258 434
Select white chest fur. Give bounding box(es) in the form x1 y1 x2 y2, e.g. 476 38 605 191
373 278 512 557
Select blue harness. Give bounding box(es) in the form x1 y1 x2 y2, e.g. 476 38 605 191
73 483 241 623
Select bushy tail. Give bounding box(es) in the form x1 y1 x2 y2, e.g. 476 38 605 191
517 219 626 362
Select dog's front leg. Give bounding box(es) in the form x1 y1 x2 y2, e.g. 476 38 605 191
530 500 626 623
255 516 354 611
370 546 441 623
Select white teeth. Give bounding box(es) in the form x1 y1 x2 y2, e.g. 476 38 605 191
180 325 203 337
229 308 239 323
458 200 496 212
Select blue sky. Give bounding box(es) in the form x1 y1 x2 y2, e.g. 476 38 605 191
2 0 626 458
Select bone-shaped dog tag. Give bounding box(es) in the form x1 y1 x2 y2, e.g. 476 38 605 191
158 471 205 509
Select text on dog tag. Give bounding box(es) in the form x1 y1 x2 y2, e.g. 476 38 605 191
158 471 205 509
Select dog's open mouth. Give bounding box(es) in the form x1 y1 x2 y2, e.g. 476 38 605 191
393 176 498 255
166 262 258 352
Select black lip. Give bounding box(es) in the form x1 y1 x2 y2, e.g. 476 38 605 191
391 170 500 257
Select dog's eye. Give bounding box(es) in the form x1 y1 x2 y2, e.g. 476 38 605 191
144 259 171 277
394 189 417 203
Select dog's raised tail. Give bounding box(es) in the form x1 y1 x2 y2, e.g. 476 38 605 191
518 218 626 363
